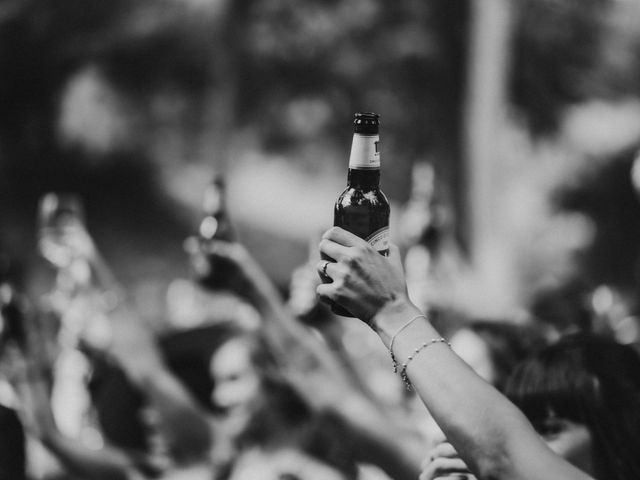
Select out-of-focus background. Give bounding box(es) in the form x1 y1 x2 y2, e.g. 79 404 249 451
4 2 640 480
3 0 640 332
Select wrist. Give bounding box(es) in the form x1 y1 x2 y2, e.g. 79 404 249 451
370 297 423 348
37 417 59 444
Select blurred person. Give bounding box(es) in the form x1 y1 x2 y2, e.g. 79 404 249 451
197 320 362 480
2 311 146 480
5 299 214 480
6 313 353 480
316 226 594 480
10 223 424 480
191 238 428 480
504 333 640 480
7 194 214 479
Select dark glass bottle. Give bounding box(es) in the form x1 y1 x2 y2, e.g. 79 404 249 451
197 173 237 290
330 112 390 316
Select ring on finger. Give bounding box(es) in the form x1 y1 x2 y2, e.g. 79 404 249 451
321 261 330 277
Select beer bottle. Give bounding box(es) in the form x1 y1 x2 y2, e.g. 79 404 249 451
196 173 237 289
330 112 390 316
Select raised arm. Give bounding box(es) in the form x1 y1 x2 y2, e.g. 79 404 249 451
192 239 355 394
42 224 213 466
195 239 425 480
3 334 138 480
316 227 593 480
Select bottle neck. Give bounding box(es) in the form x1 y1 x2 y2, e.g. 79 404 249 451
349 132 380 165
347 131 381 188
347 168 380 189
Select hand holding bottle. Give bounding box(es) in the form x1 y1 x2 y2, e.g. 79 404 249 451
187 237 270 299
316 227 407 325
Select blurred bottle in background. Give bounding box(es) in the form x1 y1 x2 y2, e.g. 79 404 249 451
400 161 439 314
200 173 235 243
399 161 464 318
399 161 438 249
186 172 238 291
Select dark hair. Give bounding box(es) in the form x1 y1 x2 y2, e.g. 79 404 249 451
528 280 594 335
457 320 547 391
505 333 640 480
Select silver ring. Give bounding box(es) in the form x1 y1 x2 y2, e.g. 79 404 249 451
321 261 330 277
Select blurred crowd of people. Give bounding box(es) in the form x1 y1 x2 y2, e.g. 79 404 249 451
1 163 640 480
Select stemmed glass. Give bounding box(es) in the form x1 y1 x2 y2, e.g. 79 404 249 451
37 192 88 272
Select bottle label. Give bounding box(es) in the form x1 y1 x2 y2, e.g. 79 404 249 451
349 134 380 169
366 226 389 252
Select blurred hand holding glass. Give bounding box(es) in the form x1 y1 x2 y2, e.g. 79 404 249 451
37 193 94 286
37 192 116 349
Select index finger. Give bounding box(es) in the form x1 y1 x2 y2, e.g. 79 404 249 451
431 442 459 459
322 227 368 248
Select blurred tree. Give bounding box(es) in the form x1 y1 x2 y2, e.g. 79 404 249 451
1 0 640 306
511 0 640 305
510 0 610 135
553 146 640 292
0 1 221 260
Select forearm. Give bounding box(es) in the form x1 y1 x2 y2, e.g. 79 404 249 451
372 300 592 480
239 256 355 393
332 403 423 480
104 314 212 464
139 370 212 464
41 431 133 480
90 251 123 297
315 230 592 480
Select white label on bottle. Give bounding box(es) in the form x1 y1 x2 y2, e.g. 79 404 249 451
349 134 380 169
366 226 389 253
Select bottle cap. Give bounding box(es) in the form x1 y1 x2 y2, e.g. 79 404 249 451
353 112 379 134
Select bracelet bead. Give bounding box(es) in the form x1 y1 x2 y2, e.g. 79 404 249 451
399 338 451 390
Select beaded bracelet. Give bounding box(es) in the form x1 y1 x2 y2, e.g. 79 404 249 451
399 338 451 390
389 314 426 373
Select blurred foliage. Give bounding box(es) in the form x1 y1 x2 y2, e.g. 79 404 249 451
0 0 470 276
553 146 640 292
2 0 640 302
510 0 610 135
